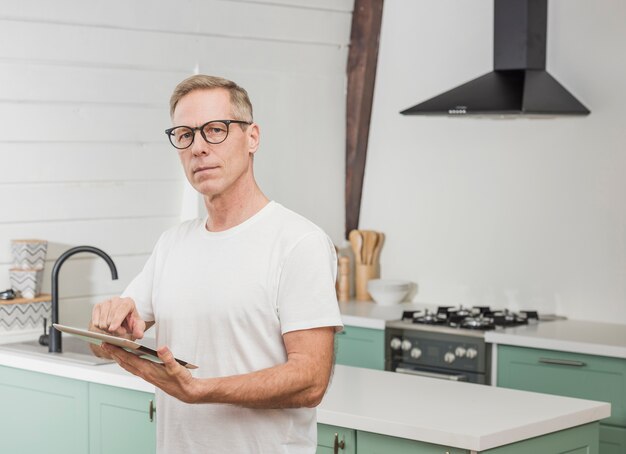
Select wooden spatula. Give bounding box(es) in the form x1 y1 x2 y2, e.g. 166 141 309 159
349 229 363 265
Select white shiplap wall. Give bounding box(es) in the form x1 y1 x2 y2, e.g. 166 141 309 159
0 0 352 329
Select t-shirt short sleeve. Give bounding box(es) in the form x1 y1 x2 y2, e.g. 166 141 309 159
276 230 343 334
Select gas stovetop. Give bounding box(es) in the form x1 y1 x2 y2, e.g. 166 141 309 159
386 305 544 336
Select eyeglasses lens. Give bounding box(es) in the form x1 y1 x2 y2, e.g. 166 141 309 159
202 121 228 144
172 127 194 149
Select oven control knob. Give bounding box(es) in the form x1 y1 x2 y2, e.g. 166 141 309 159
444 352 456 364
455 347 467 358
410 347 422 359
390 337 402 350
466 348 478 359
401 339 412 351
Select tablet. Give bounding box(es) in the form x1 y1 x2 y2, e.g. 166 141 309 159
53 323 198 369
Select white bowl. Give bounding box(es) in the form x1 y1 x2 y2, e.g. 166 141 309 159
368 279 411 290
367 279 411 305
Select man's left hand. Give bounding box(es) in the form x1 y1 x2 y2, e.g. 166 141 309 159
102 343 197 403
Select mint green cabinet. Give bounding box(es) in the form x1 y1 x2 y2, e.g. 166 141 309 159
497 344 625 453
599 425 626 454
335 325 384 370
89 383 156 454
497 345 625 426
0 366 156 454
323 423 598 454
0 365 89 454
318 423 356 454
357 430 468 453
480 422 598 453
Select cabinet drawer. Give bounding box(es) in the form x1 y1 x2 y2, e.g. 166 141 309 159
335 325 384 370
600 424 626 454
497 345 626 426
357 430 468 454
317 423 356 454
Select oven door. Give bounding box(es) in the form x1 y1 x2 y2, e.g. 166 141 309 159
394 363 487 384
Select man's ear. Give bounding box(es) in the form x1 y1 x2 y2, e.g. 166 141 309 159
247 123 260 155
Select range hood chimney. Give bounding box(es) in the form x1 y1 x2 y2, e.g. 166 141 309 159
401 0 590 116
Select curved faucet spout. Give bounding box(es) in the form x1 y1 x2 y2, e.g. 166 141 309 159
48 246 118 353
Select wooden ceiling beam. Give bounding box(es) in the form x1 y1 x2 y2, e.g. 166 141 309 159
345 0 384 239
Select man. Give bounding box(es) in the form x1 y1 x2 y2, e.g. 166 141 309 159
90 75 343 453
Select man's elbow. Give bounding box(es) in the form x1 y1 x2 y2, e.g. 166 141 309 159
303 382 329 408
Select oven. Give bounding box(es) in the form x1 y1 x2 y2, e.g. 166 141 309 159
385 306 554 385
385 321 491 384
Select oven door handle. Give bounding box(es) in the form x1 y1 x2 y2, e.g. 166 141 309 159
395 367 468 381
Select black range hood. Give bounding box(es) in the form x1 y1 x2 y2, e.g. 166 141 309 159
401 0 590 117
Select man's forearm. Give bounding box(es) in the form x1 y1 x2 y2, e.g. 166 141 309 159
189 328 336 409
191 355 333 409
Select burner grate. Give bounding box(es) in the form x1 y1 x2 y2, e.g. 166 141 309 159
402 306 537 330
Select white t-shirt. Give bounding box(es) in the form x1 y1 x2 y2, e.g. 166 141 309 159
122 201 343 453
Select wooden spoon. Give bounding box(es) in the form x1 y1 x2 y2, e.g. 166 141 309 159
372 232 385 265
349 230 363 265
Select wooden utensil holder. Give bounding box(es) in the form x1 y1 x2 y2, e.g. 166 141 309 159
355 263 380 301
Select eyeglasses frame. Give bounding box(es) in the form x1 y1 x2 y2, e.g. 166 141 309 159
164 119 252 149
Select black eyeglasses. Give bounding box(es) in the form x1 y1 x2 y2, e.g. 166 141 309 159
164 119 252 149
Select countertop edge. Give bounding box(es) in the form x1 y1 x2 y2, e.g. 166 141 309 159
316 409 482 449
476 405 611 451
340 314 385 330
485 332 626 359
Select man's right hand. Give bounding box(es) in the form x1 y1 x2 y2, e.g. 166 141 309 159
91 296 146 340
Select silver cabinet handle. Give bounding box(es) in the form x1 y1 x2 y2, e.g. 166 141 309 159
149 399 156 422
333 433 345 453
538 358 586 367
395 367 467 381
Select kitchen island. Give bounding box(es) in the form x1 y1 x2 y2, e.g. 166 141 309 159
0 346 610 453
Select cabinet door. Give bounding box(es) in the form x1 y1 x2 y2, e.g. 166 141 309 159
480 422 599 454
600 425 626 454
317 423 356 454
357 430 468 454
89 383 156 454
335 325 384 370
497 345 626 427
0 365 89 454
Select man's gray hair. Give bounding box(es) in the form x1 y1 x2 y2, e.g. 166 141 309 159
169 75 253 123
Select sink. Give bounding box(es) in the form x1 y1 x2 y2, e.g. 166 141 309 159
0 336 115 366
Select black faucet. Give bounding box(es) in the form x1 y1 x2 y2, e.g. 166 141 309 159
45 246 118 353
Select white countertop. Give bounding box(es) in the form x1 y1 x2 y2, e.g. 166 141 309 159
339 300 429 329
485 319 626 359
0 347 610 451
320 365 610 451
0 347 155 393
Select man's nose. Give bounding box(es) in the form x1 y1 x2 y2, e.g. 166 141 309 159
190 130 209 156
